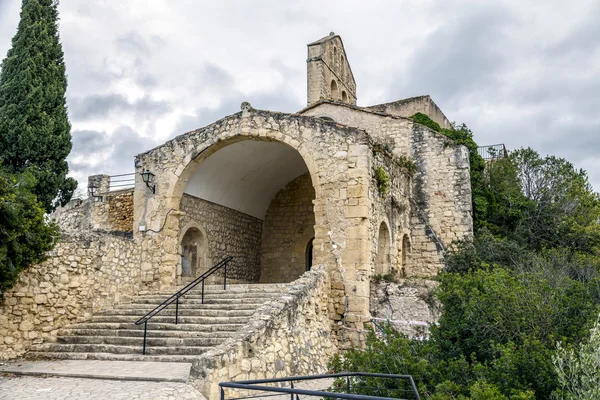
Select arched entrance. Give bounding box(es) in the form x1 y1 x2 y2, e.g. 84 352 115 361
375 222 391 276
176 138 317 284
180 227 207 283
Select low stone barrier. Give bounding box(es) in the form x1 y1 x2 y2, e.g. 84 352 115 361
0 231 142 359
190 266 336 399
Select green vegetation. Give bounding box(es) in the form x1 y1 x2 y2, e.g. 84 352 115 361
0 0 77 212
334 114 600 399
0 0 72 294
375 166 389 196
0 169 59 295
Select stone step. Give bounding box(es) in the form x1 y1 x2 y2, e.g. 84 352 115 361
56 328 237 339
137 287 286 296
57 335 227 347
128 297 271 305
33 343 212 356
26 351 199 363
72 322 244 331
114 303 261 311
90 315 250 324
97 308 256 317
129 293 277 302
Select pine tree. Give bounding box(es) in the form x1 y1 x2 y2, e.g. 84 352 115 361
0 0 77 212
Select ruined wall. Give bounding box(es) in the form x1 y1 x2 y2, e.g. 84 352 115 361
301 103 473 277
260 173 315 283
0 232 142 360
410 124 472 276
191 266 336 399
370 280 439 338
179 194 262 282
365 95 450 130
51 198 92 231
370 151 412 278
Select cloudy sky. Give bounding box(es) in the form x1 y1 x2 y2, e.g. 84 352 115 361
0 0 598 191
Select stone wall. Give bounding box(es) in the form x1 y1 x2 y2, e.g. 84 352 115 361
370 280 439 338
190 266 336 399
51 198 92 231
260 173 315 283
179 194 262 282
410 124 472 276
107 190 134 232
365 95 451 130
0 232 142 360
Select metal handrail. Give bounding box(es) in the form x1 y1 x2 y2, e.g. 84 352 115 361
219 372 421 400
135 256 233 354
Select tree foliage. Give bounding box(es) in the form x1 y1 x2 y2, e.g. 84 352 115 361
0 168 59 295
0 0 77 212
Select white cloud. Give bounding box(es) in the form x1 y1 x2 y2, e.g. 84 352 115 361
0 0 598 192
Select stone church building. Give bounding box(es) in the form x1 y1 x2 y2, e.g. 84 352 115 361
0 33 472 397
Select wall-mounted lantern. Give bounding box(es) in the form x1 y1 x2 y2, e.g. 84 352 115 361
88 184 103 202
141 169 156 194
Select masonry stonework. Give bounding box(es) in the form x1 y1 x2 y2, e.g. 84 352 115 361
260 173 315 283
179 194 262 283
0 232 142 359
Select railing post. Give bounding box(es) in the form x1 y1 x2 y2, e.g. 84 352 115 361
224 263 227 290
175 296 179 325
202 279 205 304
290 381 294 400
346 376 351 393
220 387 225 400
142 321 147 355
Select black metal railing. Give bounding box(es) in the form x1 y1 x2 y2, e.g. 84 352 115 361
477 144 508 161
109 173 135 191
135 256 233 355
219 372 421 400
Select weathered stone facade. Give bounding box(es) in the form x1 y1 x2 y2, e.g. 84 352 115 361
1 33 475 394
179 194 262 283
260 173 315 283
191 266 335 399
0 232 141 359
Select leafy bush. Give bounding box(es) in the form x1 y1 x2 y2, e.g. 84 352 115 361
0 168 59 295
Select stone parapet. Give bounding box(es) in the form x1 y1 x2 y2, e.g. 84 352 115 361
190 266 335 399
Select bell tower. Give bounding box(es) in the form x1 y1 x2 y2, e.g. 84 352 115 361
307 32 357 106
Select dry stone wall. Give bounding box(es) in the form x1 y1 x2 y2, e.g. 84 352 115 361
260 173 315 283
179 194 262 282
190 266 336 399
0 232 142 360
107 190 134 232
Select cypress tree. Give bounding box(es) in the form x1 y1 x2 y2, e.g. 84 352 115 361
0 0 77 212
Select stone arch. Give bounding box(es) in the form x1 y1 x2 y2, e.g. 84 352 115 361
341 91 348 103
179 224 208 282
375 221 391 276
330 80 338 100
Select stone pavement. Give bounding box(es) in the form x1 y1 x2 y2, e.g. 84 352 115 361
0 375 204 400
0 360 192 382
0 360 205 400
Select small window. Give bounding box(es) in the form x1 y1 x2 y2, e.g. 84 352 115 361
342 91 348 102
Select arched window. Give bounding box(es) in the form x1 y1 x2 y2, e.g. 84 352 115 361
330 80 338 100
341 91 348 103
305 238 314 271
375 222 391 276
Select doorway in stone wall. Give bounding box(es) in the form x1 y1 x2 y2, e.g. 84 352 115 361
180 227 207 284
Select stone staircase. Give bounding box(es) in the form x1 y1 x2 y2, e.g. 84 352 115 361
27 283 286 363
